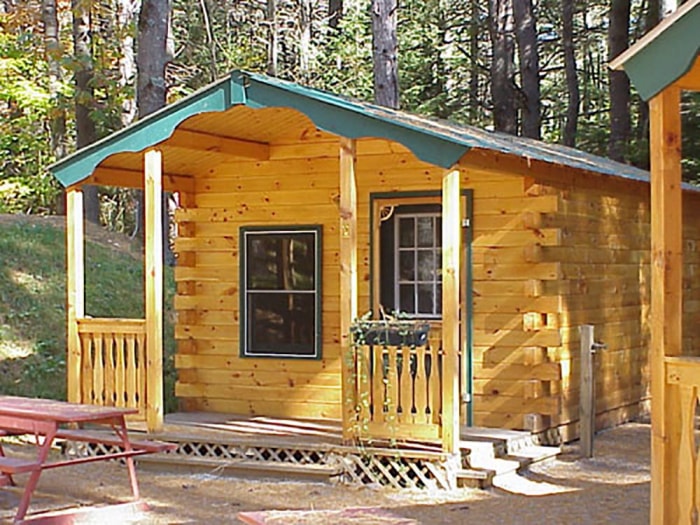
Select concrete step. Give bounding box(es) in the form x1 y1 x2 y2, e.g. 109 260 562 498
457 434 561 489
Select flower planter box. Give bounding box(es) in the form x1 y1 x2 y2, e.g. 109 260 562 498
353 322 431 347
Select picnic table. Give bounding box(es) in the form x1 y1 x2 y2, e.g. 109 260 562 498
0 395 175 524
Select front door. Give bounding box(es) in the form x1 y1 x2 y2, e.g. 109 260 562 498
364 192 472 437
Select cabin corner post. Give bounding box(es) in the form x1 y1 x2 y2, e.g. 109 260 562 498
649 87 682 525
66 185 85 404
339 137 358 442
144 149 164 432
441 167 461 454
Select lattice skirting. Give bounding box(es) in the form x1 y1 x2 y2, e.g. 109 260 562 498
62 438 459 490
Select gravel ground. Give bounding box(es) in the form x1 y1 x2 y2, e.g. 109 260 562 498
0 422 650 524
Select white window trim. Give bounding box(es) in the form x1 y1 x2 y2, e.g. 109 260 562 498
393 211 442 319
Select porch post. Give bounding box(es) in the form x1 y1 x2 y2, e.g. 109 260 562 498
144 149 164 432
66 185 84 404
441 167 461 454
339 137 358 442
649 87 682 525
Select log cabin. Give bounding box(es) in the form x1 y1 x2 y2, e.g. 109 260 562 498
49 67 700 483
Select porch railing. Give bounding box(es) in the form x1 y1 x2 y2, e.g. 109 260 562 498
354 326 453 443
665 356 700 522
75 318 147 418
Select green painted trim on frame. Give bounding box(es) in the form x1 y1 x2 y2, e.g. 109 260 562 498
51 78 233 187
238 224 323 361
367 189 474 426
622 3 700 101
464 190 474 426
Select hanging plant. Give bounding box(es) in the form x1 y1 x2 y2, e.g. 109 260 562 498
350 310 430 348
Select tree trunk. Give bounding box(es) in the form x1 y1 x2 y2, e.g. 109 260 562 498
329 0 343 30
468 0 480 124
561 0 579 147
72 0 100 223
44 0 67 213
119 0 138 127
299 0 312 80
266 0 278 76
661 0 677 17
513 0 540 139
371 0 399 109
137 0 169 118
488 0 517 134
137 0 173 264
608 0 631 162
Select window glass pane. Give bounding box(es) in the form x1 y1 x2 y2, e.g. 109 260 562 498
399 251 415 281
417 284 434 314
399 284 414 314
417 250 437 281
248 292 315 356
416 217 434 247
247 233 315 291
436 217 442 245
247 236 279 290
398 217 415 247
436 285 442 314
289 236 315 290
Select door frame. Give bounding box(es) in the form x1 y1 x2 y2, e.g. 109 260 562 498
368 189 474 425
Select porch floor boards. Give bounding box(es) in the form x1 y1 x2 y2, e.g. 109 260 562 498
128 412 447 454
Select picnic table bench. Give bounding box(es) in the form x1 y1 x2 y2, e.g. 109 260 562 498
0 395 175 524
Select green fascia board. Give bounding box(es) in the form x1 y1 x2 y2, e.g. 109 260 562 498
623 4 700 101
232 72 469 169
50 78 233 187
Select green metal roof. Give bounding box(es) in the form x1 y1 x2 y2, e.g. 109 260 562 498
610 0 700 101
51 70 652 188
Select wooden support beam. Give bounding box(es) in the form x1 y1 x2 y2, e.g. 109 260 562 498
66 186 84 404
649 86 682 525
441 168 461 455
339 138 358 442
166 129 270 160
144 149 164 432
90 166 194 192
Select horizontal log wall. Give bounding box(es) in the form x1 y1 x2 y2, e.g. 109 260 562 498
172 133 567 425
459 155 564 431
524 165 700 440
173 137 343 419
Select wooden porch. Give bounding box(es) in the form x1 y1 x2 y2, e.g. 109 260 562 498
61 411 558 490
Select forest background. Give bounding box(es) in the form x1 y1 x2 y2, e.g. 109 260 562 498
0 0 698 236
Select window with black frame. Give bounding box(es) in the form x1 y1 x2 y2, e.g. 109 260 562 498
241 226 321 358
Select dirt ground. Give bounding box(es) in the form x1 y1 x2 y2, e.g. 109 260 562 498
0 422 650 524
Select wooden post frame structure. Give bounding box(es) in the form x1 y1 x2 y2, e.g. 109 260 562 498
611 2 700 523
339 137 358 442
66 186 84 404
63 150 165 432
48 64 700 464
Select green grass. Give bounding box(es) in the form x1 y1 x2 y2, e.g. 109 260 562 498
0 219 177 410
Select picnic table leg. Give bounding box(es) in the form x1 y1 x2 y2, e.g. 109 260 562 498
14 428 56 523
114 417 140 500
0 442 16 487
